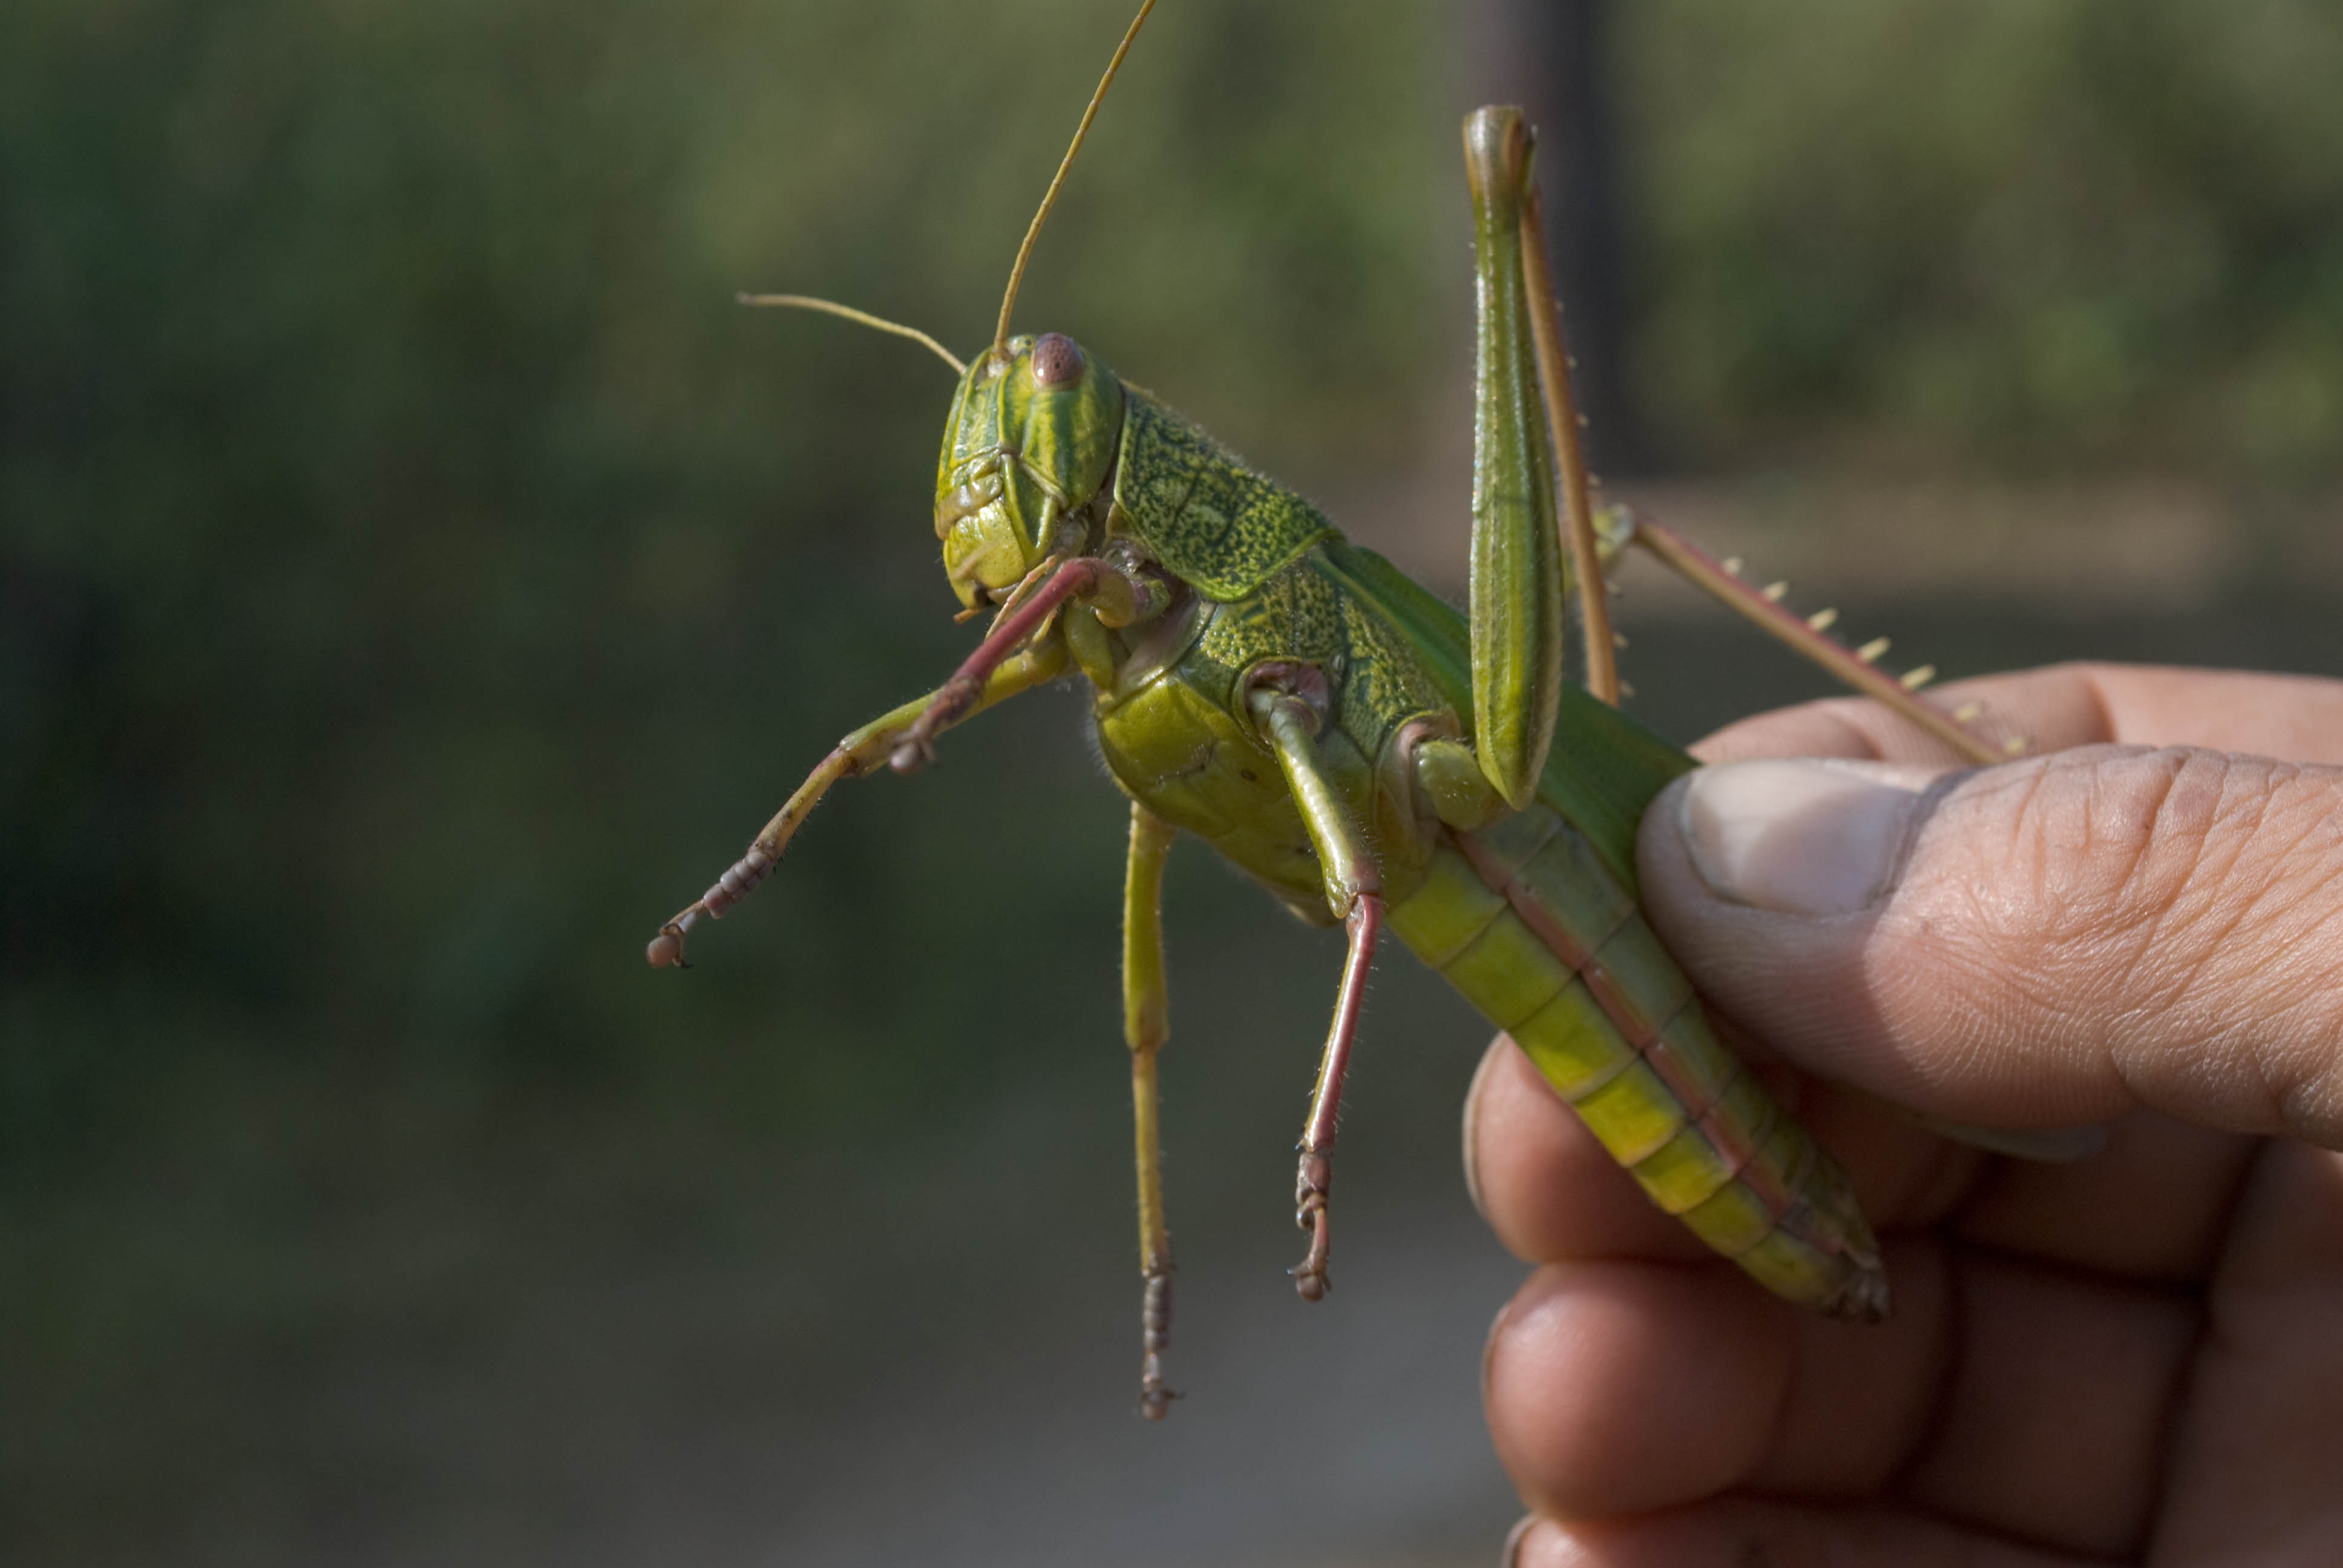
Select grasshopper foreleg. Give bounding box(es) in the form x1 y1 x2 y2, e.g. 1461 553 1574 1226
1248 674 1386 1303
646 639 1069 968
890 555 1158 774
1122 802 1179 1418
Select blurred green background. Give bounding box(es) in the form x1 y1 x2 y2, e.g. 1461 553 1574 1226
5 1 2339 1563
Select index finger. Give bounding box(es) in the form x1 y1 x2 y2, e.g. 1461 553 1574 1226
1694 663 2343 767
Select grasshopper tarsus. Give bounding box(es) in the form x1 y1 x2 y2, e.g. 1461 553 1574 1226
650 842 782 969
1277 883 1378 1306
1138 1267 1178 1419
1291 1150 1334 1301
1289 1220 1331 1302
697 845 778 920
1137 1374 1179 1421
647 907 703 969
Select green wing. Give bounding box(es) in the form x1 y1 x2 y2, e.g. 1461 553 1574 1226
1317 540 1694 892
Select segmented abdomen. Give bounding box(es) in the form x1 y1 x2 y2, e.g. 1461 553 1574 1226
1386 805 1888 1319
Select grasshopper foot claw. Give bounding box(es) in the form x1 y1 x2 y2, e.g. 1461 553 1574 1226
891 676 986 774
1289 1220 1331 1301
1138 1376 1179 1420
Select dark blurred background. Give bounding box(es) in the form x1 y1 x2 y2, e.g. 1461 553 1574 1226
5 1 2340 1563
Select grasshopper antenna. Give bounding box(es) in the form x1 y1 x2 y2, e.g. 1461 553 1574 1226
991 0 1159 364
738 293 967 376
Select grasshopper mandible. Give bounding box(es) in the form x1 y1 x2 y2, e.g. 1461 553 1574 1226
649 0 2013 1419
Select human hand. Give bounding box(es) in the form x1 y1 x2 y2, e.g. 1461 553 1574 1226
1467 664 2343 1565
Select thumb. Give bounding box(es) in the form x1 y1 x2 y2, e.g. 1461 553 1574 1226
1636 746 2343 1147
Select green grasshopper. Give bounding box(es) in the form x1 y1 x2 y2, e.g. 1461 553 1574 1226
649 0 2012 1418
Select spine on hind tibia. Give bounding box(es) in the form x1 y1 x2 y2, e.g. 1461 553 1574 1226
1385 804 1888 1320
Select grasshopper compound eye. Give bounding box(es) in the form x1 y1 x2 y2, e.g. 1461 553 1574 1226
1030 332 1084 389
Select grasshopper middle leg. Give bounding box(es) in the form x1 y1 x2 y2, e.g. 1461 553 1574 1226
1122 802 1179 1418
1248 678 1386 1302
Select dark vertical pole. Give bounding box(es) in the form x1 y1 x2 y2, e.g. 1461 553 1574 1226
1471 0 1643 475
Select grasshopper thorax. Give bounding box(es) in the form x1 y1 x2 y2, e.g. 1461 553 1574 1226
933 332 1126 609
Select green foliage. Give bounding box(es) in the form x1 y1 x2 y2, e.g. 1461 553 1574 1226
1623 0 2343 478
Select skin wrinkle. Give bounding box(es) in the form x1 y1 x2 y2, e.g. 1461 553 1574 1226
2096 750 2198 904
1891 1253 2198 1558
2116 762 2334 1128
2133 751 2250 938
1815 707 1883 761
1843 1243 1960 1498
1861 747 2343 1135
2115 760 2343 1140
2076 665 2121 759
2065 753 2189 945
1738 1257 1953 1500
2137 1302 2217 1568
1841 767 2039 1103
2258 903 2343 1110
1899 1135 1991 1231
2146 1141 2334 1563
2209 780 2343 1134
2249 779 2342 918
2242 1000 2338 1146
2105 758 2335 1136
1946 1112 2255 1285
2138 766 2289 1126
1860 759 2132 1115
2275 1004 2343 1135
1878 1249 1974 1541
2119 1284 2208 1563
2182 1123 2266 1279
1945 764 2085 1008
2086 756 2232 1061
2158 1300 2250 1567
1869 920 2036 1109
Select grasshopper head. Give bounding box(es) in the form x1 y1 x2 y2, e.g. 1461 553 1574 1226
933 332 1126 609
